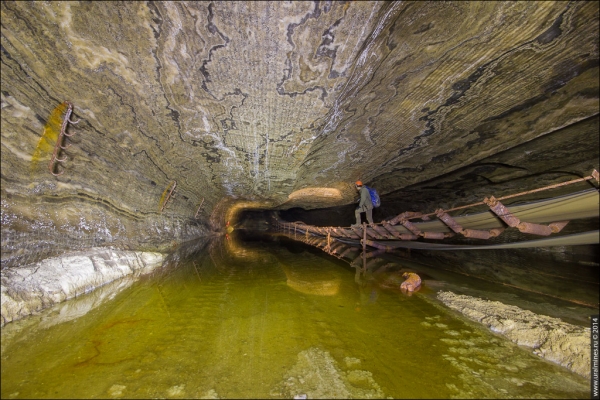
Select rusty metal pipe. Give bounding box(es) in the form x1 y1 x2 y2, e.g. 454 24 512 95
400 219 422 236
489 228 505 237
372 224 394 239
381 221 402 239
517 222 553 236
421 231 445 240
484 196 521 227
435 209 464 233
549 221 569 233
399 234 419 241
388 211 423 226
462 229 491 240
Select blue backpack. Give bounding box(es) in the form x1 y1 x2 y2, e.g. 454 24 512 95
365 186 381 208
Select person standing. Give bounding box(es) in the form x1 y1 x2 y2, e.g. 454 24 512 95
352 180 374 227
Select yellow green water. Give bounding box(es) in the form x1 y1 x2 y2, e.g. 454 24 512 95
0 232 590 399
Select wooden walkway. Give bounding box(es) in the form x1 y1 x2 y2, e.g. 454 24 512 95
274 171 599 250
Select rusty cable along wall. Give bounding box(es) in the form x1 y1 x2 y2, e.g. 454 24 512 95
273 170 599 245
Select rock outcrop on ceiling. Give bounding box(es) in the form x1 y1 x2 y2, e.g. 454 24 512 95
1 1 598 253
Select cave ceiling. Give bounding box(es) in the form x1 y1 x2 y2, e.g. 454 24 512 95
1 1 599 229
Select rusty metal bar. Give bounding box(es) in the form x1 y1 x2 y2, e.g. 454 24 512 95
517 221 553 236
48 101 79 176
388 211 423 226
364 240 394 251
366 226 386 240
484 196 521 227
489 228 505 237
380 221 403 239
330 227 346 238
462 229 491 240
415 170 599 220
400 219 422 236
328 241 345 254
371 224 395 239
435 209 464 233
160 181 177 213
421 231 446 240
399 233 419 241
194 197 205 219
350 225 364 238
549 221 569 233
339 247 357 258
340 228 361 239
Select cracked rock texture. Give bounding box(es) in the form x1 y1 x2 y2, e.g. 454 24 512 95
0 248 165 326
1 2 598 255
437 291 591 378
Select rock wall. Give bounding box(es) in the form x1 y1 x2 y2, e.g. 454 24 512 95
1 248 166 326
1 2 598 250
437 291 591 378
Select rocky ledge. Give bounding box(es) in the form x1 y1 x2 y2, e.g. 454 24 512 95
437 291 591 379
1 248 165 326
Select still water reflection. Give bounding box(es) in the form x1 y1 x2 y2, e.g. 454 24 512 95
1 231 590 399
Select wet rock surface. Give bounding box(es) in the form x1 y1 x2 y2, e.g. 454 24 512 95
1 1 598 240
1 248 165 326
437 290 591 378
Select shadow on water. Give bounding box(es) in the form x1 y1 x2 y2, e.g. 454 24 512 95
0 230 593 399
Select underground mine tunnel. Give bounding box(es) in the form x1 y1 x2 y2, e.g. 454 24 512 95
1 1 599 399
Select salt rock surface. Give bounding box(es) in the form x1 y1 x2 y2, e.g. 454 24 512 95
437 290 591 378
1 248 165 326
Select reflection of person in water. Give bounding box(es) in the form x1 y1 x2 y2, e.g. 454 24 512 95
354 265 379 311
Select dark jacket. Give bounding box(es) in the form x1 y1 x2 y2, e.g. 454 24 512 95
357 186 373 211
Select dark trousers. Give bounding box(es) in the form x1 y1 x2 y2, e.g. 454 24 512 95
355 207 373 225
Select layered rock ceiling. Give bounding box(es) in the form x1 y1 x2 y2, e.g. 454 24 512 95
1 1 599 250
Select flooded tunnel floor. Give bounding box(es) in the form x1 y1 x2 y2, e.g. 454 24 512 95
0 231 591 399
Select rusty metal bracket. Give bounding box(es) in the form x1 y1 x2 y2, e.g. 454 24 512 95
48 101 80 176
160 180 177 213
371 224 395 239
399 219 422 236
387 211 422 226
194 197 205 219
421 231 446 240
364 240 394 251
516 221 552 236
435 209 464 233
461 229 491 240
484 196 570 236
399 233 420 241
484 196 521 227
381 221 403 239
366 225 386 240
340 227 361 239
549 221 569 233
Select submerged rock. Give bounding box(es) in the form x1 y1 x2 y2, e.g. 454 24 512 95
274 347 385 399
437 290 591 378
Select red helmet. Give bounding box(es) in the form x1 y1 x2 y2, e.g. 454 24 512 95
355 180 363 186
